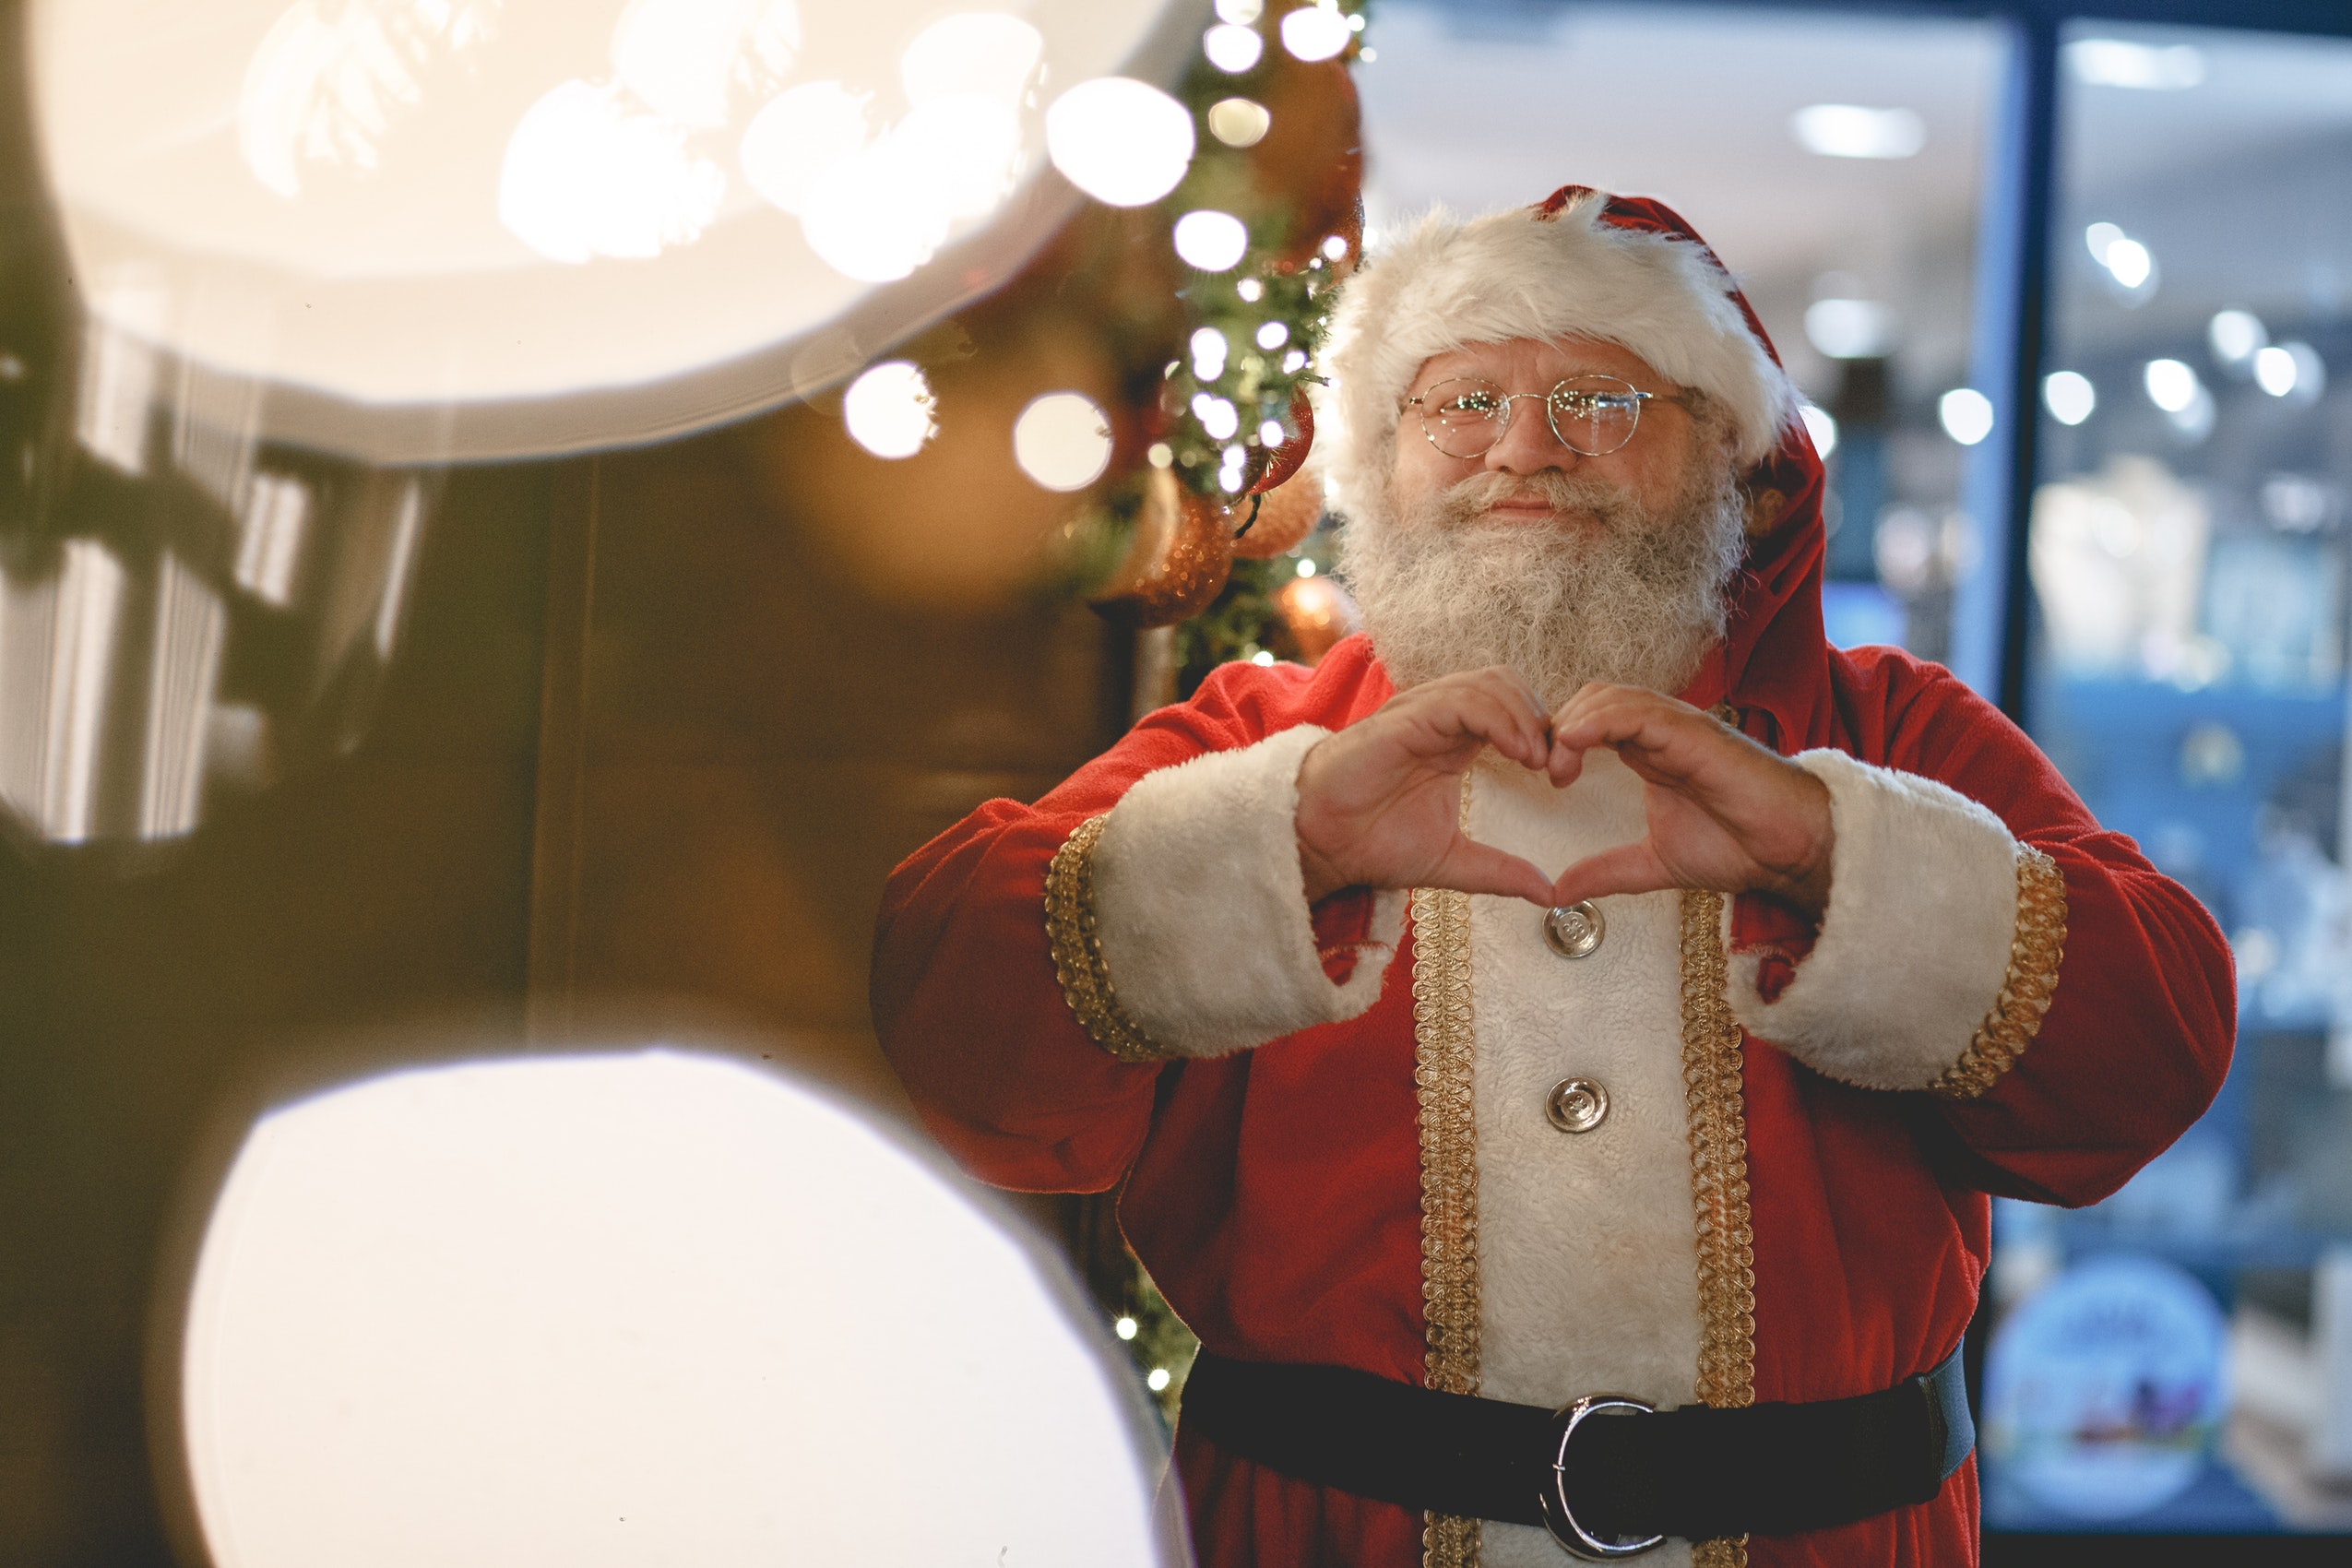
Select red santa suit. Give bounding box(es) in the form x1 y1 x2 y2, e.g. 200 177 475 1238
871 190 2234 1568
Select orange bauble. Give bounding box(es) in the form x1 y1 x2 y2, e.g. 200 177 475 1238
1272 574 1358 665
1091 468 1236 628
1231 467 1324 559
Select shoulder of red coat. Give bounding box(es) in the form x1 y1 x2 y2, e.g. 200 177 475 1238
1188 634 1394 733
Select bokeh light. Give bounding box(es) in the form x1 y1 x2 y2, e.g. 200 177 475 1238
1046 77 1195 207
739 82 873 217
2043 370 2097 426
1939 387 1994 445
843 362 937 458
179 1051 1170 1568
1012 392 1114 492
1172 208 1248 272
1203 24 1265 74
1279 4 1351 62
1206 97 1272 148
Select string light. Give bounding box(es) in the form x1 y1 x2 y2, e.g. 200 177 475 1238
1046 77 1194 207
1172 209 1249 272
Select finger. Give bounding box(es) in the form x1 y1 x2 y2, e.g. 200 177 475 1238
1550 695 1714 787
1431 839 1557 908
1432 681 1551 772
1550 840 1676 907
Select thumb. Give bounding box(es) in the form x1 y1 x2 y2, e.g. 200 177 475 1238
1550 841 1674 908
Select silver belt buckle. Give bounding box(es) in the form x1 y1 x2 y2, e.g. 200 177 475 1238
1540 1395 1667 1561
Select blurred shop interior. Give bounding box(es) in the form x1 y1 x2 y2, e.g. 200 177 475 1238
3 0 2352 1563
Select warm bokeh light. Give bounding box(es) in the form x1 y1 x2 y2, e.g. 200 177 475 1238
1013 391 1114 492
842 362 937 458
1206 96 1271 148
500 79 727 264
1203 24 1264 75
1172 208 1248 272
1046 77 1195 207
1279 4 1351 63
180 1051 1172 1568
738 81 873 217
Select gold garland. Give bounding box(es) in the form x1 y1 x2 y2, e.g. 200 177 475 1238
1680 889 1756 1568
1043 814 1175 1064
1931 845 2068 1101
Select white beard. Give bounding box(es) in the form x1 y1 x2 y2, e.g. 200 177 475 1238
1336 464 1746 709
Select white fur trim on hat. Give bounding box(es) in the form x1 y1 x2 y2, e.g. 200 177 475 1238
1316 190 1800 528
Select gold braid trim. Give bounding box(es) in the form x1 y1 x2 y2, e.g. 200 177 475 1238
1415 778 1485 1568
1681 889 1755 1568
1043 814 1175 1063
1931 845 2067 1101
1412 884 1482 1568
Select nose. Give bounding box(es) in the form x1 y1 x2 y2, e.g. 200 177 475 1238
1483 394 1583 476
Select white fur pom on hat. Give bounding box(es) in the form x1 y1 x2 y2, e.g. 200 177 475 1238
1315 188 1800 528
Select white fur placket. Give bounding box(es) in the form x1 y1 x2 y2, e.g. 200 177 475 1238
1462 753 1702 1568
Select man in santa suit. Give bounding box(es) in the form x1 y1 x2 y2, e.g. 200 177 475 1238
871 188 2234 1567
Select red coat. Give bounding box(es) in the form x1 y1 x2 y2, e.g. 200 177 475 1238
873 198 2233 1568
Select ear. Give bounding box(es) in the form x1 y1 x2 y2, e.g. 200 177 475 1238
1740 482 1790 539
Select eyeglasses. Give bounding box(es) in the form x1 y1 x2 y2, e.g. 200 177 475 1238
1403 374 1694 459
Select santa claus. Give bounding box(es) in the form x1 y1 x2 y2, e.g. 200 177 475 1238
870 188 2234 1567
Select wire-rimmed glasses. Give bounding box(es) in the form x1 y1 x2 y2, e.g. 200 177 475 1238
1404 374 1694 459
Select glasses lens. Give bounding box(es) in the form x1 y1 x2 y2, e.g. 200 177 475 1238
1550 375 1643 455
1420 378 1509 457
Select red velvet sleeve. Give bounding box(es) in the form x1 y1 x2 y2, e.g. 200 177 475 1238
872 656 1357 1194
1835 651 2238 1207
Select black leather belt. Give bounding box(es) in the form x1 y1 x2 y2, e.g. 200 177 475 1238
1181 1345 1972 1559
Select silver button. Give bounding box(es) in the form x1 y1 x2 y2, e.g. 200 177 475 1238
1543 900 1605 958
1546 1076 1609 1134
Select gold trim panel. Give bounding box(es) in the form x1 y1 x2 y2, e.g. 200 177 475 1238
1931 844 2068 1101
1413 881 1481 1568
1681 889 1755 1568
1043 814 1175 1064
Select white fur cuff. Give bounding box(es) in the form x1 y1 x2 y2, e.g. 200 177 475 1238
1087 725 1406 1059
1727 750 2025 1092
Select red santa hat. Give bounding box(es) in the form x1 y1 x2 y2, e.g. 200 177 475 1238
1317 185 1802 527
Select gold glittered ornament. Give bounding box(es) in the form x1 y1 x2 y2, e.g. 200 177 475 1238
1091 467 1236 628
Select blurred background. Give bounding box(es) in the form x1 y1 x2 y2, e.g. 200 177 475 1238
4 0 2351 1563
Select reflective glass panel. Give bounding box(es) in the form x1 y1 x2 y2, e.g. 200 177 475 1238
1992 20 2352 1537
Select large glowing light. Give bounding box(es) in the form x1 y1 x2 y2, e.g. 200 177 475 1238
1013 391 1113 491
843 362 937 457
1046 77 1194 207
36 0 1192 461
181 1051 1172 1568
499 79 727 264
